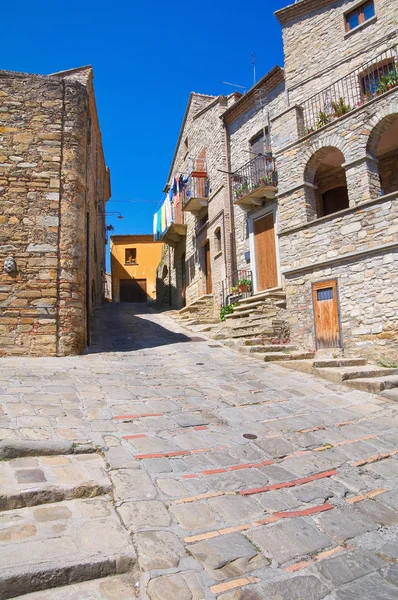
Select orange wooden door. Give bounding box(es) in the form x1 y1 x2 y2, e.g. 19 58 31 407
312 280 341 349
204 242 212 294
254 213 278 291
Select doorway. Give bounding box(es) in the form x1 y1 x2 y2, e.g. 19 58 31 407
204 242 212 294
312 279 341 349
119 279 147 302
253 212 278 291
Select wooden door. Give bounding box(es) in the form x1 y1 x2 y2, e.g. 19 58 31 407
119 279 147 302
204 242 212 294
312 280 341 349
254 213 278 291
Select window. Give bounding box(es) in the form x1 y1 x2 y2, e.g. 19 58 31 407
345 1 375 32
250 130 269 157
215 227 222 253
125 248 137 264
360 59 396 97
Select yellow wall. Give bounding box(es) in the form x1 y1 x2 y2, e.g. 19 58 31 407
110 235 163 301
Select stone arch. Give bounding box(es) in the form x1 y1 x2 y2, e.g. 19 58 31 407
366 112 398 196
303 146 349 218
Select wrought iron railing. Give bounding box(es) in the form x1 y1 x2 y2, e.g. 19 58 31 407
232 155 278 203
182 175 209 207
220 269 253 307
300 44 398 135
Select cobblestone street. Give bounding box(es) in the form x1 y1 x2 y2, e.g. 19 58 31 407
1 304 398 599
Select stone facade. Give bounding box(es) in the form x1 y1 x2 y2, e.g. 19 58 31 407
0 66 110 356
156 93 238 315
271 0 398 359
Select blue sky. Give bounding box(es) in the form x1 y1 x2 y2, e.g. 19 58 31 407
2 0 289 268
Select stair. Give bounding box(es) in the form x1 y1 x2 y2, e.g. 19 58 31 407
177 294 215 324
0 449 136 599
282 358 398 397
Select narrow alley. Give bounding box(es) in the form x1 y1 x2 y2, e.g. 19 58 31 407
1 304 398 599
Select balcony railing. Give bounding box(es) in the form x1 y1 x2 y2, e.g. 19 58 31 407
232 155 278 205
220 269 253 307
300 44 398 136
182 175 209 212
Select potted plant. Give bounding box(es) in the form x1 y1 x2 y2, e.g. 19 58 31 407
331 97 351 118
317 110 330 128
231 285 239 294
238 278 251 293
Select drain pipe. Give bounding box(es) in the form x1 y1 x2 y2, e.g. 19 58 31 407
222 120 237 279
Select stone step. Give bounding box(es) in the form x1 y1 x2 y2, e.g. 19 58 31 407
225 309 254 319
253 351 315 362
213 329 271 340
0 497 136 599
380 388 398 402
178 295 213 314
241 344 297 354
244 338 268 346
233 301 264 313
346 375 398 394
313 366 398 384
237 288 284 306
313 358 367 368
281 359 316 374
13 574 137 600
0 453 111 511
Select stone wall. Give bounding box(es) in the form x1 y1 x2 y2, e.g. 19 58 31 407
277 0 397 105
0 67 109 356
157 93 238 314
225 75 286 274
284 247 398 359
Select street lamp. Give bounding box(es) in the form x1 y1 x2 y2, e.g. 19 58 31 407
105 212 124 219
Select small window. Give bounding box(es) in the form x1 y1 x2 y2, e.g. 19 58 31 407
250 130 268 157
215 227 222 253
317 288 334 301
345 1 375 32
125 248 137 264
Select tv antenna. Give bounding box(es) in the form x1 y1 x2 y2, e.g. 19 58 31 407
222 81 246 94
251 53 256 85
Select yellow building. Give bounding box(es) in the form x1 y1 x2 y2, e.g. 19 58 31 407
110 235 163 302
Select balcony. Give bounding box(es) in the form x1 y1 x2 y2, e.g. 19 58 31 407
300 44 398 136
182 174 209 214
232 155 278 209
161 201 186 247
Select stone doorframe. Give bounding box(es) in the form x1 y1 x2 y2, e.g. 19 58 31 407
248 202 281 294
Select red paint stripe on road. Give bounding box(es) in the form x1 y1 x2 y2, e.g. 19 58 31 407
273 503 334 519
122 434 147 440
240 469 337 496
114 413 163 420
135 453 165 459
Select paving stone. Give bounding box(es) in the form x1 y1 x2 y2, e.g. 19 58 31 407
317 507 379 542
9 574 137 599
156 478 188 497
188 532 266 581
255 437 296 458
291 482 333 503
256 489 301 512
118 500 171 530
103 447 136 469
208 494 264 523
171 502 217 530
384 564 398 587
141 457 172 473
356 500 398 526
172 413 210 427
316 548 387 586
335 572 398 600
260 575 330 600
366 459 398 480
0 498 136 598
15 469 46 484
110 469 156 501
379 543 398 560
377 491 398 512
147 570 205 600
135 530 185 570
247 518 332 564
260 464 297 483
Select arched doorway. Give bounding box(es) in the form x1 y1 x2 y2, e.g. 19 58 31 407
367 114 398 196
305 147 349 218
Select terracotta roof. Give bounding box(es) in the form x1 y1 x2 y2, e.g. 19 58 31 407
275 0 337 25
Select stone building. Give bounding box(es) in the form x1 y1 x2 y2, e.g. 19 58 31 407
0 66 110 356
110 234 163 302
269 0 398 359
155 92 238 316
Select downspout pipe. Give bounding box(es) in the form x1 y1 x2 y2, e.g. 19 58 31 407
222 119 237 278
